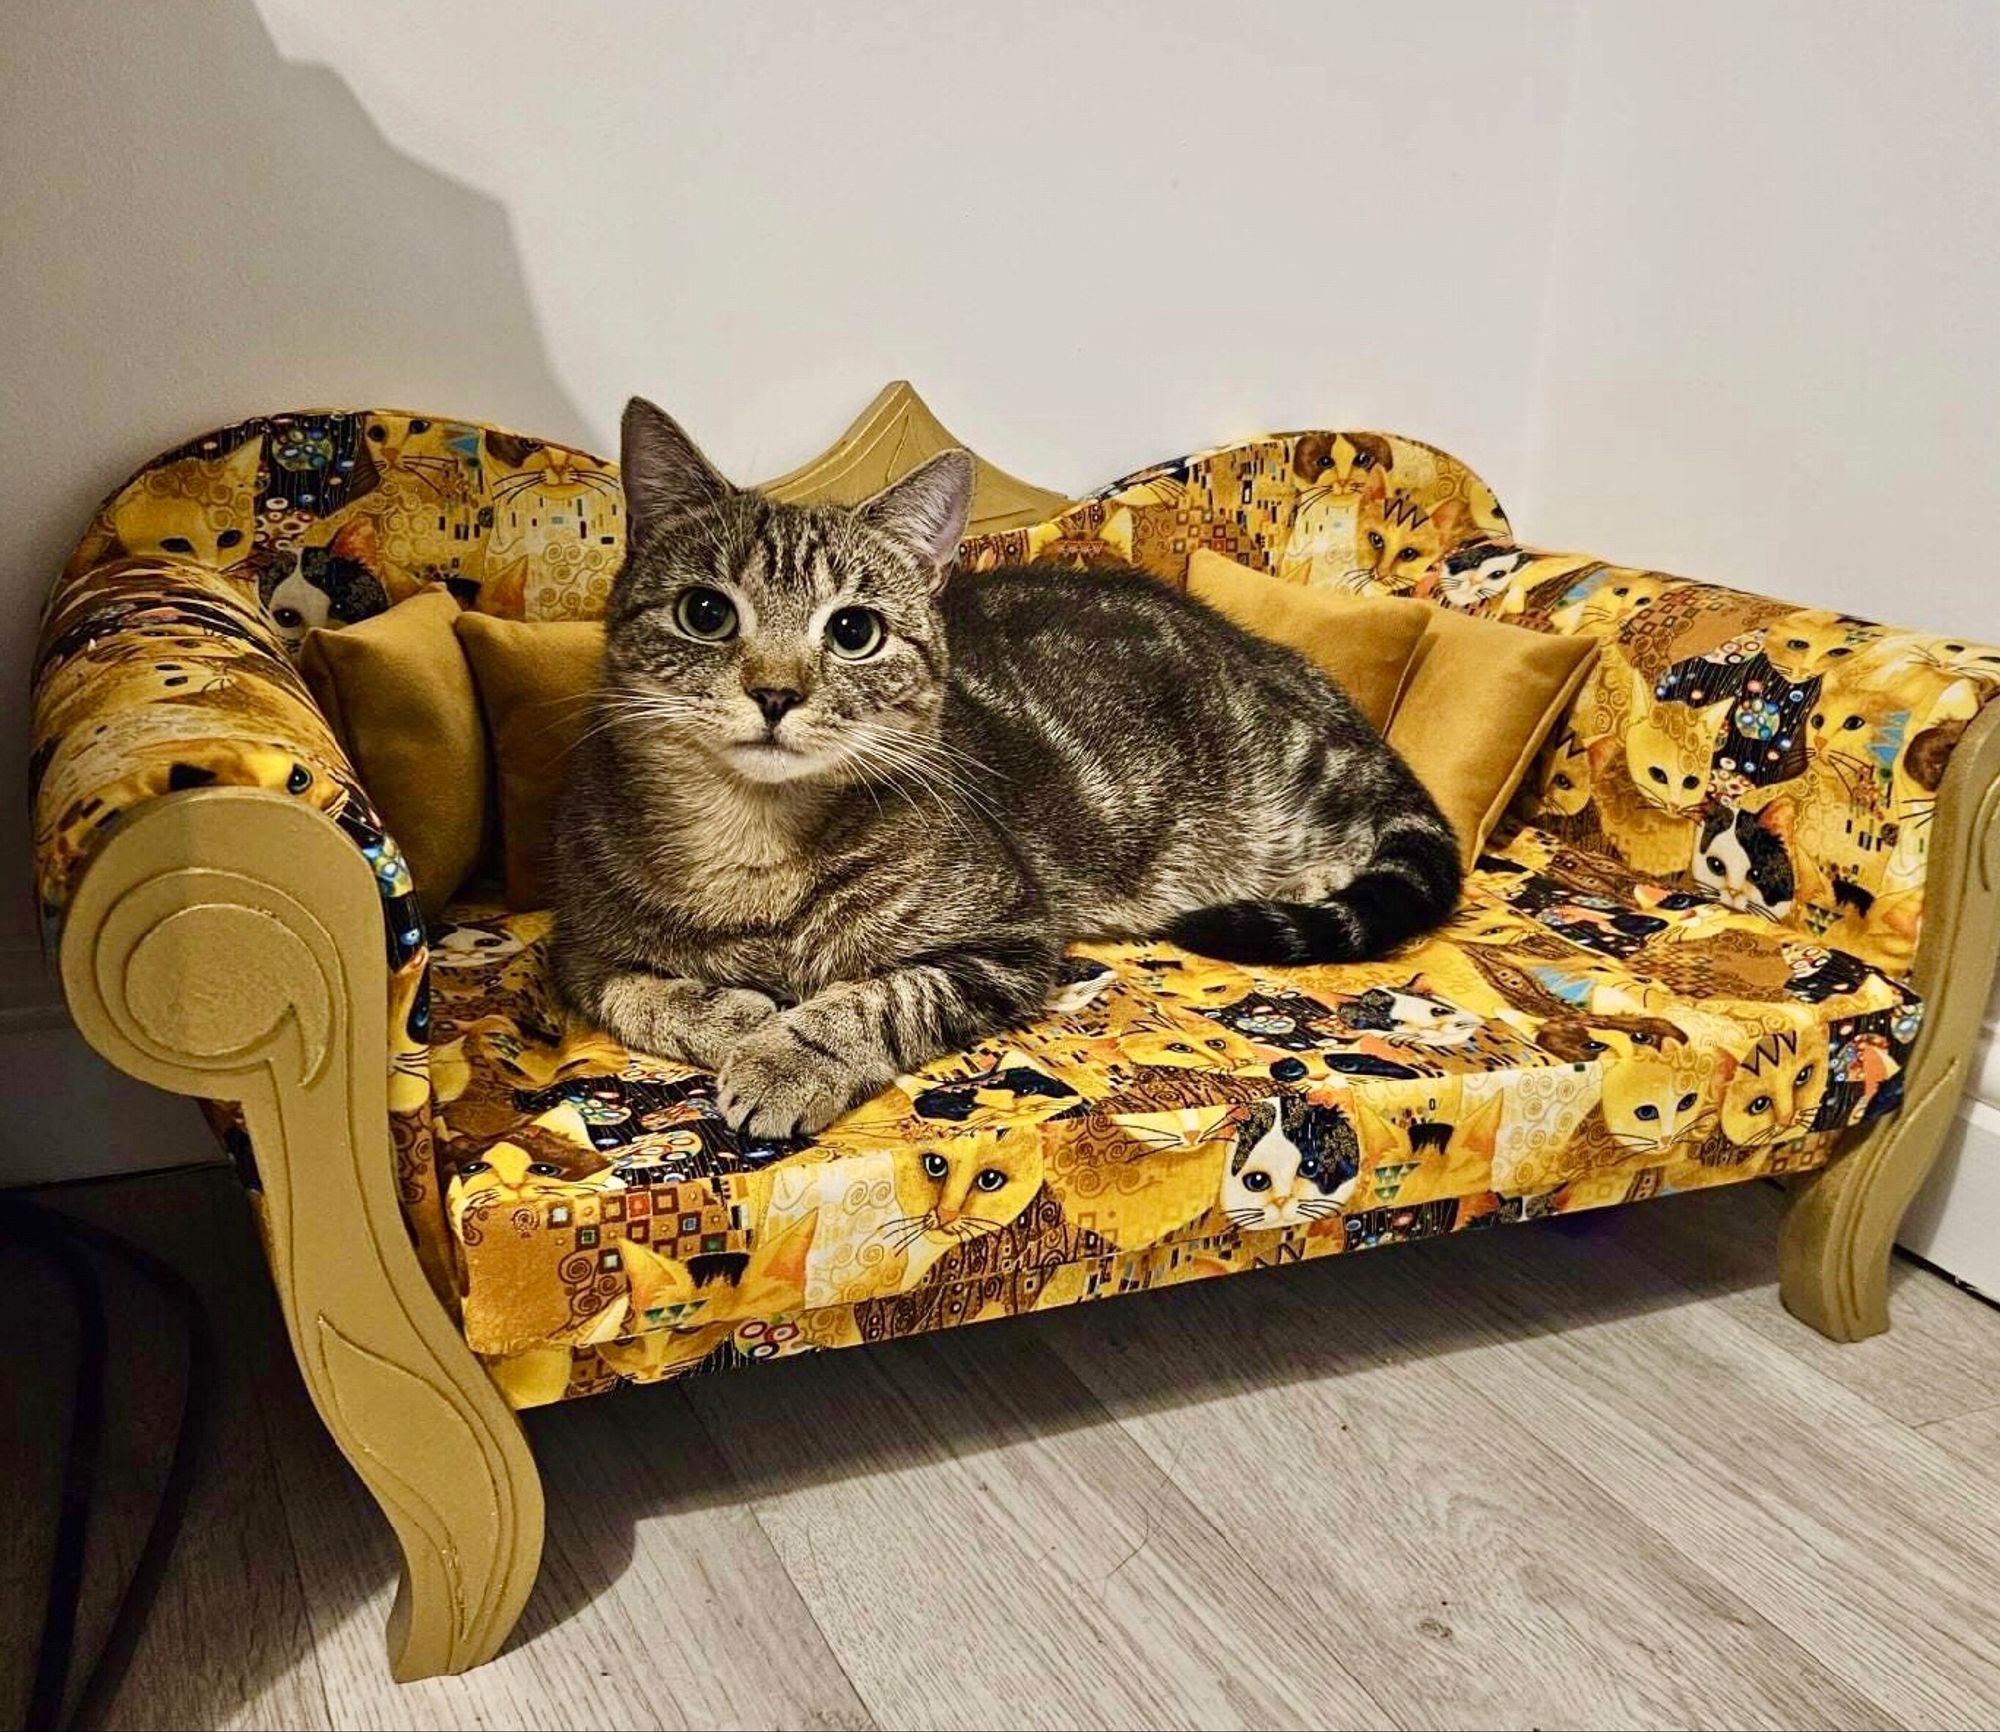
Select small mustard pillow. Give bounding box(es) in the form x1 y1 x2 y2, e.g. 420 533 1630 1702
298 587 486 921
455 614 606 911
1186 548 1597 867
1187 547 1427 730
1387 607 1597 868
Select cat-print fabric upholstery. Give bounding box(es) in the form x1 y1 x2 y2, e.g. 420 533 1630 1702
31 410 1996 1408
961 434 2000 974
429 825 1919 1407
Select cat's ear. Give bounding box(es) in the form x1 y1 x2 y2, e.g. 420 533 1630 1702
1431 497 1473 547
330 514 380 568
859 449 975 579
1758 795 1798 846
620 397 734 542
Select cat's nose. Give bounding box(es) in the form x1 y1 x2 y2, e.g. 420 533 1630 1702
749 687 804 728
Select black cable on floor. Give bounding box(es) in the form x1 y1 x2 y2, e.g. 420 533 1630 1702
0 1200 215 1732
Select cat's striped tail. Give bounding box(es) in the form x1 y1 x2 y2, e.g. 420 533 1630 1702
1162 821 1463 966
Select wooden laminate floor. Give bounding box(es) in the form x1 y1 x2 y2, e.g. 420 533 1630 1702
6 1167 1999 1732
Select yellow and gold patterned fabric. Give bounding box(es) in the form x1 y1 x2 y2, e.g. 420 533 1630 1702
963 434 2000 973
30 411 1998 1414
431 826 1919 1408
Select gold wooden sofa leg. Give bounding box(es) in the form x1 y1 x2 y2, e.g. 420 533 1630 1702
60 790 543 1680
1780 702 2000 1342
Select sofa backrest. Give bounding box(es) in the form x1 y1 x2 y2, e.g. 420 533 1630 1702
69 412 2000 979
959 434 2000 980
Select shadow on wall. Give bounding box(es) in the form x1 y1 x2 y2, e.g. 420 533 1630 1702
0 0 580 1177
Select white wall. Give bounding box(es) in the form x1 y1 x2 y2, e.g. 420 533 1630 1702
4 1 1998 1222
1516 3 2000 641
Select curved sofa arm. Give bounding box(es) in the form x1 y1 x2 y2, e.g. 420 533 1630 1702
57 788 541 1678
30 555 421 959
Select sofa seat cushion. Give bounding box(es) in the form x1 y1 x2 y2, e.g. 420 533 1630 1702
428 828 1921 1406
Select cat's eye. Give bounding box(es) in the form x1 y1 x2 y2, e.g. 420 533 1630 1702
1842 714 1865 731
1648 766 1669 785
410 419 431 433
1682 774 1700 790
1811 713 1825 728
973 1168 1008 1193
216 529 244 550
286 765 313 793
1794 1064 1815 1086
161 536 195 554
1677 1092 1698 1112
1397 546 1421 563
367 424 386 440
674 586 738 642
1705 855 1725 873
1634 1104 1660 1121
526 1162 564 1178
1787 638 1809 651
1367 531 1385 552
274 606 303 629
1553 773 1574 790
825 606 886 660
1747 1094 1773 1114
1240 1170 1273 1192
459 1160 490 1176
920 1152 949 1179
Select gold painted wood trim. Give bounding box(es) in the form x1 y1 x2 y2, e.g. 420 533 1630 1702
760 380 1071 533
1780 699 2000 1340
59 789 543 1680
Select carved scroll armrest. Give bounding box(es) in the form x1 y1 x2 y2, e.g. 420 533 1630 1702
59 789 541 1678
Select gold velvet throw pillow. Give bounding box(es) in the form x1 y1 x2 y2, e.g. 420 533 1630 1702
1187 548 1426 730
1185 549 1597 867
454 614 606 910
298 587 487 920
1386 607 1597 868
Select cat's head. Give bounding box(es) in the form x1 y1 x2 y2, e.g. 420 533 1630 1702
891 1128 1044 1246
601 398 972 788
1693 800 1797 919
1599 1044 1709 1157
1292 431 1394 490
1437 542 1530 610
1341 977 1483 1047
1221 1095 1361 1231
1623 669 1721 813
1351 476 1467 591
1536 726 1596 815
257 516 389 652
363 412 457 474
1718 1026 1826 1147
111 440 261 569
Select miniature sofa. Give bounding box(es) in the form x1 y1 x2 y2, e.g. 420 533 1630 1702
31 387 2000 1680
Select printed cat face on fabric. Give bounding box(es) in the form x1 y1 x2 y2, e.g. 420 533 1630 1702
1599 1040 1711 1159
258 517 392 653
1336 979 1483 1048
1349 474 1470 594
1694 803 1798 919
1718 1027 1828 1147
601 399 973 788
891 1129 1045 1248
1220 1095 1360 1231
110 439 261 569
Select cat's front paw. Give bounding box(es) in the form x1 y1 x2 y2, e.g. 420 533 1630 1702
596 978 779 1069
713 1020 866 1140
674 986 783 1070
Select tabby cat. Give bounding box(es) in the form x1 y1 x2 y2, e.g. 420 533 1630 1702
551 400 1462 1138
